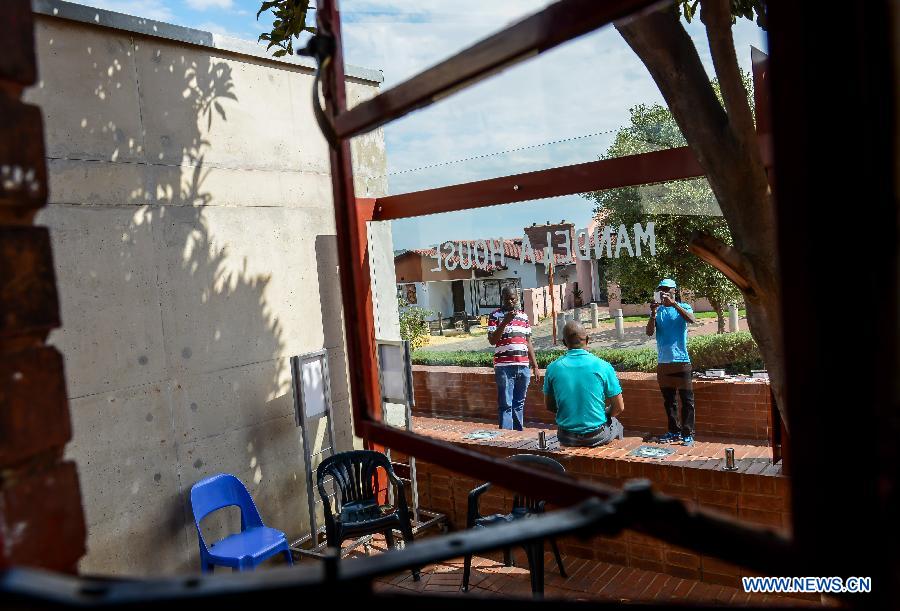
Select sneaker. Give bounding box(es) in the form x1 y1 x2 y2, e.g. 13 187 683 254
682 435 695 446
657 432 682 444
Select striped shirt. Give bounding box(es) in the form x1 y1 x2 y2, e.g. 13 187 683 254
488 308 532 367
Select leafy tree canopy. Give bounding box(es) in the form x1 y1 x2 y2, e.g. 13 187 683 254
583 75 754 329
257 0 316 58
677 0 767 30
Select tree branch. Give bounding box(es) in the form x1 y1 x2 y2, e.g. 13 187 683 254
615 6 728 168
688 232 755 296
700 0 760 155
615 4 772 257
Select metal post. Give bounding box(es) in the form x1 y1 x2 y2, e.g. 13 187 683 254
723 448 738 471
401 340 422 524
590 302 599 329
728 304 740 332
614 308 625 340
548 260 557 345
556 312 567 345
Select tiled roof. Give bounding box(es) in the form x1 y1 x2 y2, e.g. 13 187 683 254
407 245 502 272
408 238 574 268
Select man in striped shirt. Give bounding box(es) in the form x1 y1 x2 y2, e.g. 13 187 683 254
487 286 540 430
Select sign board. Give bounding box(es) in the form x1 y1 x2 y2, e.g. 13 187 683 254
377 341 411 405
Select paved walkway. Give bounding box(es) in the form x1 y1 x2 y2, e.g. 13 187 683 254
421 310 745 352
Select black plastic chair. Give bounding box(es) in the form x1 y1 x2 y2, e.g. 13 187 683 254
463 454 568 597
316 449 419 580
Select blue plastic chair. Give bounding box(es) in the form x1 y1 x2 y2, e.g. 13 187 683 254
190 473 293 573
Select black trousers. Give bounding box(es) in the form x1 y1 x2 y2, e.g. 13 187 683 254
657 363 695 437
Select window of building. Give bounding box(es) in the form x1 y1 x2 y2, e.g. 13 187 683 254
477 278 520 308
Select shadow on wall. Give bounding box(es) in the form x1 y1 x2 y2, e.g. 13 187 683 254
29 21 349 575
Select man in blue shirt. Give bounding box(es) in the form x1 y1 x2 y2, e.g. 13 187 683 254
543 321 625 447
646 278 698 446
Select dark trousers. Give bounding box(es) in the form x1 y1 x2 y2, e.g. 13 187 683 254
657 363 695 437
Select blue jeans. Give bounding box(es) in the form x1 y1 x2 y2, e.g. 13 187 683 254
495 365 531 430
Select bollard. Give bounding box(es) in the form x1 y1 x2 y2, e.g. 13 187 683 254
590 302 599 329
614 308 625 340
574 307 582 323
723 447 739 471
728 304 740 332
538 430 547 450
556 313 567 344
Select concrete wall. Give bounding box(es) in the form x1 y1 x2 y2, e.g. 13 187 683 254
25 4 386 577
575 253 594 304
523 283 566 321
417 281 454 318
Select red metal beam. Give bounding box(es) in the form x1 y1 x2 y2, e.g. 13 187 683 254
321 0 778 513
373 146 705 221
318 3 382 444
332 0 661 140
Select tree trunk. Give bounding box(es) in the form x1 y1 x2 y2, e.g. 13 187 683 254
616 0 789 430
709 298 726 334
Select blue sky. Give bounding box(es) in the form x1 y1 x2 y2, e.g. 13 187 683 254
75 1 767 250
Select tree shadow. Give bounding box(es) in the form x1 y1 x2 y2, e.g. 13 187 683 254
28 19 342 575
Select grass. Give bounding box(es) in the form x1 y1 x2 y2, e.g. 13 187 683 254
420 325 488 348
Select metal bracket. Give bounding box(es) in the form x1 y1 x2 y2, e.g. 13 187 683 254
298 33 338 147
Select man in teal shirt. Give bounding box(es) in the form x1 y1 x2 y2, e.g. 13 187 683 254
645 278 698 446
543 321 625 447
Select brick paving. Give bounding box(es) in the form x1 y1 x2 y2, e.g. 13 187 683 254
418 311 735 352
410 416 777 472
332 535 827 606
396 416 793 591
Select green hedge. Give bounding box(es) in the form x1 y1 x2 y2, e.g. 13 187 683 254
412 331 763 374
685 332 764 374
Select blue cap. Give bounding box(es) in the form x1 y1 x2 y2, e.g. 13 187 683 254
658 278 677 289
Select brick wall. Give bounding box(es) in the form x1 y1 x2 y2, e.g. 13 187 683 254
0 1 86 574
398 441 789 590
413 366 772 442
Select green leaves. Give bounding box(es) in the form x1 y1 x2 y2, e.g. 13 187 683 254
399 297 435 350
257 0 281 19
681 0 700 23
411 332 762 374
583 74 755 312
676 0 767 30
257 0 316 57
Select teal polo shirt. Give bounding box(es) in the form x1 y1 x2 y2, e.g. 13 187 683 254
542 349 622 435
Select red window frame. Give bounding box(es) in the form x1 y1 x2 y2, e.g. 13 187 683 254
317 0 774 506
